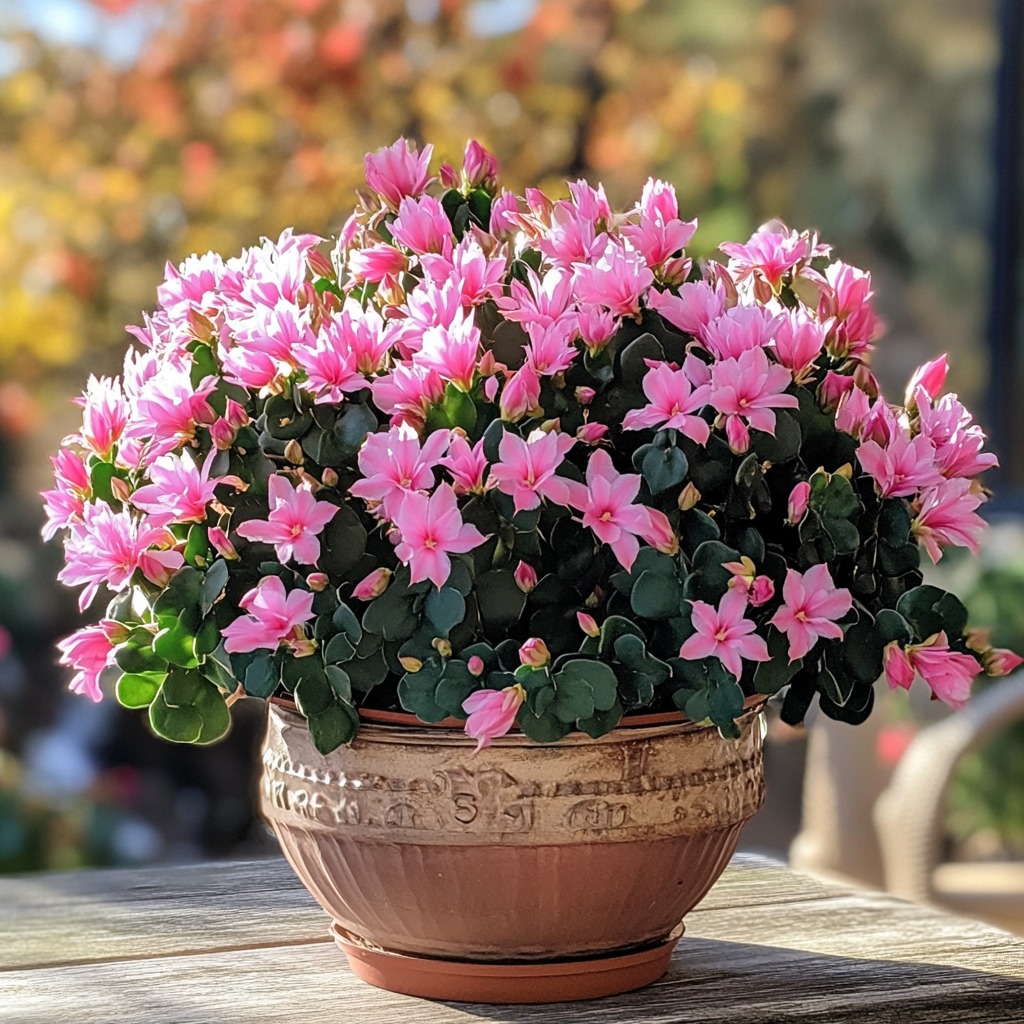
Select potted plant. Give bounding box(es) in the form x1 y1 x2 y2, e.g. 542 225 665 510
45 137 1018 1003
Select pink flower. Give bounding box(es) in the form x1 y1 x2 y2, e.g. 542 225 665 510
514 561 538 593
462 138 499 188
577 305 618 354
701 306 780 361
526 320 579 377
622 178 697 268
57 624 116 702
769 565 852 661
720 222 823 297
372 363 445 430
59 506 184 610
462 683 526 750
414 309 481 391
348 243 408 283
834 386 873 438
499 365 542 422
916 391 999 480
392 483 489 590
235 474 339 565
680 588 771 680
391 195 452 255
708 346 799 452
818 261 881 358
294 324 366 405
622 360 712 443
222 575 316 654
489 189 522 236
490 429 576 513
565 448 657 571
350 427 450 520
573 240 654 316
772 311 828 379
856 430 944 498
41 449 91 540
74 375 129 458
787 481 811 524
905 354 949 406
886 632 982 710
364 138 433 209
440 434 490 495
641 507 679 555
912 478 986 564
984 647 1024 677
352 567 393 601
496 267 575 328
577 421 608 445
219 301 309 391
131 449 229 525
420 237 507 307
647 281 727 337
519 637 551 668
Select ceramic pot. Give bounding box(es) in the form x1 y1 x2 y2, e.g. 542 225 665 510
258 700 766 1003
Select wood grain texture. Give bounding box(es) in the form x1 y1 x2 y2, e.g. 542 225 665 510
2 853 1023 1023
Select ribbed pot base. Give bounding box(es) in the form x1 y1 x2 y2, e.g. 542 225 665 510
331 923 682 1004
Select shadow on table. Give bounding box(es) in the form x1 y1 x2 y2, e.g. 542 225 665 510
451 938 1024 1023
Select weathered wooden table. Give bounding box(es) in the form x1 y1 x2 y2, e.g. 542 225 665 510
3 852 1023 1023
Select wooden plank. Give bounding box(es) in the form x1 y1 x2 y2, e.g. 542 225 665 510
0 853 847 971
3 888 1024 1024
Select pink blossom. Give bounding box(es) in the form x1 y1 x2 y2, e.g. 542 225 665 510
787 481 811 524
293 316 367 404
701 306 780 361
489 189 522 236
462 683 526 750
222 575 316 654
220 301 309 391
772 311 828 378
622 178 697 268
577 611 600 637
749 575 776 607
126 363 217 456
984 647 1024 677
157 251 225 325
526 319 579 376
565 449 657 571
235 474 339 565
769 565 852 661
414 309 481 391
392 483 489 590
642 507 679 555
856 430 944 498
348 243 408 283
834 386 873 437
538 200 607 268
349 427 450 521
912 478 986 563
818 261 881 358
514 561 538 593
440 434 490 495
420 237 507 307
519 637 551 668
59 505 184 610
916 391 999 479
680 588 770 680
130 449 230 525
892 633 982 710
496 267 575 328
208 526 238 560
41 450 91 540
577 306 618 354
372 363 445 430
720 223 823 297
462 138 499 188
352 567 393 601
74 375 129 458
708 346 799 452
499 365 542 422
490 429 576 513
57 624 117 703
391 195 452 255
622 361 712 443
905 354 949 406
364 138 433 209
647 282 726 337
573 240 654 316
577 421 608 445
306 572 329 592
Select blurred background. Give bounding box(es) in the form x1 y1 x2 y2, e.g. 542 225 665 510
2 0 1023 928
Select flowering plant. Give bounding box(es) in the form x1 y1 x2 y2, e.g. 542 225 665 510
46 138 1020 754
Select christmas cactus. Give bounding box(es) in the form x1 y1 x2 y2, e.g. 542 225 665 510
45 138 1021 754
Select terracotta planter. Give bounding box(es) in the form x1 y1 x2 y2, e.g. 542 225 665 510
259 700 766 1003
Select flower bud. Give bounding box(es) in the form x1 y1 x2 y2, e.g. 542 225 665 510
307 247 335 280
677 482 701 511
288 635 318 659
483 376 500 402
224 399 249 430
100 619 132 644
352 567 392 601
210 418 236 450
787 481 811 525
321 467 339 488
905 354 949 408
208 526 239 560
642 508 679 556
749 576 775 607
284 439 304 465
514 561 538 593
306 572 329 592
519 637 551 668
438 161 459 190
883 641 915 692
577 612 600 637
110 476 131 503
467 655 486 677
463 139 499 189
399 656 423 673
575 386 596 406
983 647 1024 677
577 422 608 445
432 637 453 658
724 415 750 454
187 307 215 342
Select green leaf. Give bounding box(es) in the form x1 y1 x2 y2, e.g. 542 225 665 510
639 444 688 495
149 693 202 743
875 608 913 644
153 616 200 668
89 460 118 504
116 672 164 709
619 332 665 387
613 633 648 669
345 650 389 692
149 671 230 744
753 629 803 694
114 641 165 676
708 677 745 735
630 570 682 620
841 619 885 685
517 708 572 743
424 586 466 635
896 585 968 641
294 663 335 717
306 702 358 753
319 504 368 579
397 661 448 722
554 659 618 712
324 634 356 663
333 402 377 458
434 661 476 716
200 559 230 615
476 570 527 629
242 652 278 698
325 666 352 702
750 411 801 463
577 702 624 738
823 517 860 556
597 615 646 657
818 662 855 707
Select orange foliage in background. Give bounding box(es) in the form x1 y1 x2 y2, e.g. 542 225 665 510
0 0 784 390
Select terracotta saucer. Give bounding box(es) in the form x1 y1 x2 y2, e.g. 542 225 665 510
330 923 681 1004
